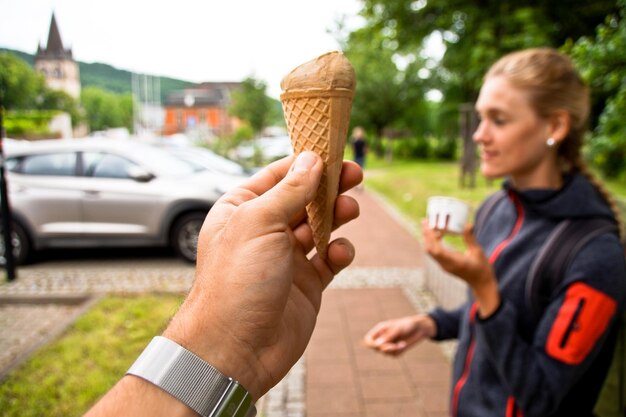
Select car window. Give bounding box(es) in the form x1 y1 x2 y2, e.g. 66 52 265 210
19 153 77 176
83 152 139 179
133 145 196 177
171 149 247 175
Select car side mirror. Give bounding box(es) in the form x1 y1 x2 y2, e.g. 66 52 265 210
127 166 155 182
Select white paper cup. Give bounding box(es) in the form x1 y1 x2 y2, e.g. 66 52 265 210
427 196 470 234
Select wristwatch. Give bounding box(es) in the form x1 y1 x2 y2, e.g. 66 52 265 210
127 336 257 417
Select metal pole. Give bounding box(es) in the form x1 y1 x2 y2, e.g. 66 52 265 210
0 106 17 281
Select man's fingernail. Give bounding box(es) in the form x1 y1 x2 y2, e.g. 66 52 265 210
293 152 316 173
339 240 355 259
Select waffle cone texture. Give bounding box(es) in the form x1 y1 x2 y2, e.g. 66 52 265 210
280 52 356 259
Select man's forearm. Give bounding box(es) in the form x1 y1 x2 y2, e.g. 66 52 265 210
85 375 197 417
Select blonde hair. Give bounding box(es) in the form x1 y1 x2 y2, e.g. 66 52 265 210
485 48 624 239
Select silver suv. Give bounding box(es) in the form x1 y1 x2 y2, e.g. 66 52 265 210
1 139 248 264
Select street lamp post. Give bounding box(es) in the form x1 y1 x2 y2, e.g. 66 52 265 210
0 106 17 281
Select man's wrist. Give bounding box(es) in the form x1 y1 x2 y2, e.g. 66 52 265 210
163 314 264 401
127 336 256 417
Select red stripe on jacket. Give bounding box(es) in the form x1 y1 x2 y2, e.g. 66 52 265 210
506 396 524 417
452 303 478 416
489 191 525 265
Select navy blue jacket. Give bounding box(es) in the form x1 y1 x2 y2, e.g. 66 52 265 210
429 174 626 417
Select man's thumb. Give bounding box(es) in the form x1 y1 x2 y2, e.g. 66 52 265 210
261 151 323 221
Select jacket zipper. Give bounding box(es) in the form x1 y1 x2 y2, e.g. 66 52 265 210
560 298 585 348
452 191 525 416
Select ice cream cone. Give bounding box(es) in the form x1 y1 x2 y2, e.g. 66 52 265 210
280 51 356 259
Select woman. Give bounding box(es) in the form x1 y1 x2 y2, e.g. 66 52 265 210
364 48 626 417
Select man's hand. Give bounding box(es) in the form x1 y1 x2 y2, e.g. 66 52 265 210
164 151 362 400
85 152 362 417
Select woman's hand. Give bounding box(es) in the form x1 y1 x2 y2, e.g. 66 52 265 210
363 314 437 356
422 221 500 317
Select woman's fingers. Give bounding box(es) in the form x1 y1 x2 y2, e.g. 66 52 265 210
421 219 444 256
378 340 408 356
363 322 393 347
463 224 478 247
421 219 468 276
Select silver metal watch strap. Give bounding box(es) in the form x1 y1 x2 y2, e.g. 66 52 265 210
127 336 256 417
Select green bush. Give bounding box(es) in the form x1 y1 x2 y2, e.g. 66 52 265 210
231 125 255 143
586 89 626 179
391 136 431 159
431 136 458 160
385 136 458 161
569 2 626 179
4 110 58 136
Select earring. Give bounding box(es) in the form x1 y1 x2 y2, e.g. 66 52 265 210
546 137 556 147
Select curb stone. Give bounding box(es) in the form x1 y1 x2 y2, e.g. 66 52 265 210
0 294 102 380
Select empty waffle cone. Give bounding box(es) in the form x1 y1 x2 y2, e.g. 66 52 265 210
280 51 356 259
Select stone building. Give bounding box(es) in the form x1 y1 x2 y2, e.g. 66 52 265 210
34 13 81 99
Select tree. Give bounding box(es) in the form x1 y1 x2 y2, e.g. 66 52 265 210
229 77 273 135
0 53 45 109
342 26 432 156
38 89 82 127
117 93 134 131
570 1 626 178
359 0 618 127
345 30 404 139
81 87 132 132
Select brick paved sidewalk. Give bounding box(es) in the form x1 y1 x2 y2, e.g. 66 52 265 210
307 288 450 417
333 189 424 268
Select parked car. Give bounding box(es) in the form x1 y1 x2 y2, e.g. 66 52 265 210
163 146 252 177
234 135 293 164
0 138 247 265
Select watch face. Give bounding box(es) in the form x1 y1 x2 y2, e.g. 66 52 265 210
219 382 256 417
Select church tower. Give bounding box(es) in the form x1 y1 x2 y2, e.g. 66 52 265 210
34 13 81 99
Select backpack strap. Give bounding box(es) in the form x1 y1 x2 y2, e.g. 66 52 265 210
525 217 619 323
616 313 626 411
474 190 507 237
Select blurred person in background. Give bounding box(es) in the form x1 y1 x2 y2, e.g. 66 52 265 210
350 126 368 191
351 126 368 169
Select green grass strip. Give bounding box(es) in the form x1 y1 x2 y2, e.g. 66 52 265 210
0 294 183 417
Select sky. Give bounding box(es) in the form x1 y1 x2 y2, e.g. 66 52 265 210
0 0 364 98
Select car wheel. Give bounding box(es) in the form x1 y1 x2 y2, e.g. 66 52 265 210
171 212 207 263
0 222 30 266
